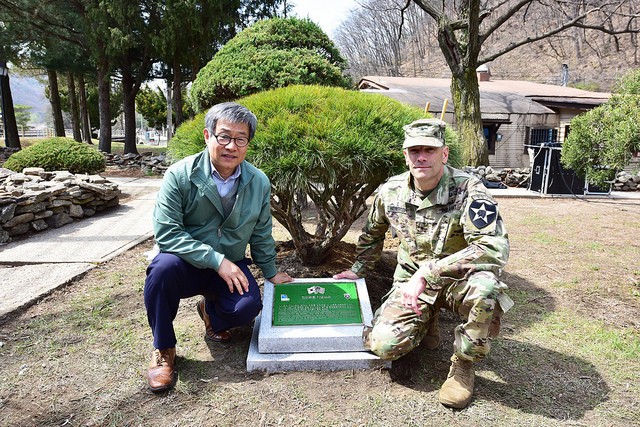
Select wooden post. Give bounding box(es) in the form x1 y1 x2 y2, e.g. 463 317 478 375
441 99 448 121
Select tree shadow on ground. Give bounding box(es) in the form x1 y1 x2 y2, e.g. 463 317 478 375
387 272 611 420
478 338 610 419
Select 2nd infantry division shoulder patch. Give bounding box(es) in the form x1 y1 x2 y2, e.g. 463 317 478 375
468 199 498 229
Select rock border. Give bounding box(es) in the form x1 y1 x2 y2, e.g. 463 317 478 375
0 167 120 245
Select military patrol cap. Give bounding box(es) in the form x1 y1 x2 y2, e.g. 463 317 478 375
402 118 446 148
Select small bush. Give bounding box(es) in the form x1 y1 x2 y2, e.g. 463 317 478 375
563 69 640 187
3 137 106 174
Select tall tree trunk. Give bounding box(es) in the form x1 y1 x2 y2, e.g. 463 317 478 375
166 79 173 144
121 68 139 155
432 0 487 167
67 72 82 142
450 68 487 166
47 69 65 137
0 60 21 149
97 60 112 153
172 62 184 127
78 74 92 144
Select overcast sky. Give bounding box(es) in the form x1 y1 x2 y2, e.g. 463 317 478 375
290 0 360 36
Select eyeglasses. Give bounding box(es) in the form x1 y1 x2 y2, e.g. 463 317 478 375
213 134 250 147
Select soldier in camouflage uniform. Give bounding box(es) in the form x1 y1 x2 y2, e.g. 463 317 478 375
334 118 513 409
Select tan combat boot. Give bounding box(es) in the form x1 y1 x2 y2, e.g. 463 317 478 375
422 313 440 350
438 355 475 408
147 347 177 392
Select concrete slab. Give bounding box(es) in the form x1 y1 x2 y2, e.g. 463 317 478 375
247 314 390 372
0 176 160 318
0 190 156 264
258 278 373 353
0 263 94 317
489 186 640 200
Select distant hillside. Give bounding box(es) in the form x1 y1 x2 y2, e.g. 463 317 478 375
335 5 639 93
7 75 50 126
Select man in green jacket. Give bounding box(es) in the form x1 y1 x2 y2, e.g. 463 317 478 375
335 118 512 409
145 102 292 392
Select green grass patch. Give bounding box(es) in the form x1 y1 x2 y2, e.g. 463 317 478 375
586 242 605 251
504 288 553 324
109 141 166 156
531 232 567 246
523 310 639 374
518 215 559 227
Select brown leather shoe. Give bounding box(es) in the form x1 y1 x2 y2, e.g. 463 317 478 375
196 297 232 343
147 348 176 392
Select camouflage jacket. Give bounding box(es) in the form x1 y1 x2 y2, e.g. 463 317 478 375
351 165 509 296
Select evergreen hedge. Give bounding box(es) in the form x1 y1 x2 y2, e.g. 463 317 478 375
189 17 352 111
3 137 105 174
170 85 461 264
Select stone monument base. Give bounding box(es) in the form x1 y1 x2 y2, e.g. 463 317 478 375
246 315 390 372
259 278 372 353
246 278 390 372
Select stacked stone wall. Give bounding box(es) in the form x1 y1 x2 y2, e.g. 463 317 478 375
103 152 168 175
463 166 531 188
464 165 640 191
0 167 120 244
613 171 640 191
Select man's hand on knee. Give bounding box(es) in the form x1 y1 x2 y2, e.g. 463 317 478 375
401 273 427 316
217 259 249 295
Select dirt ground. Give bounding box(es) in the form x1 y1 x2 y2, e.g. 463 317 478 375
0 178 639 426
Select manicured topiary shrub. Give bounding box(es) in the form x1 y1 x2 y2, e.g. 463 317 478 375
170 85 461 265
189 17 352 111
3 137 106 174
167 111 207 162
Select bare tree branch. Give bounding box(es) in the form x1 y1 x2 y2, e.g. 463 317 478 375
478 5 632 65
398 0 412 41
481 0 538 42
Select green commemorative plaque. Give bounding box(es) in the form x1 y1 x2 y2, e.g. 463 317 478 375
272 282 362 326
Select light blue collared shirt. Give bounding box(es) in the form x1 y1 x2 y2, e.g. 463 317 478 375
211 165 241 197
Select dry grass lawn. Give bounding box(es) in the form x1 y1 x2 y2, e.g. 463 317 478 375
0 194 639 426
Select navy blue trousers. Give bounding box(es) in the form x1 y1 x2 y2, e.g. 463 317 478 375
144 253 262 350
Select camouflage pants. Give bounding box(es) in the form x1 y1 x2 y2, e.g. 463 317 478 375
363 270 511 362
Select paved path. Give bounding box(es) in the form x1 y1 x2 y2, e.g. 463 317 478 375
0 177 161 318
0 176 638 318
488 186 640 200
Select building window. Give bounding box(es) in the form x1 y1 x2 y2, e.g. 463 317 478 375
483 125 497 155
524 127 558 153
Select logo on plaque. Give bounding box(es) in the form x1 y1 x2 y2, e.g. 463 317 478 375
307 286 325 295
273 282 363 326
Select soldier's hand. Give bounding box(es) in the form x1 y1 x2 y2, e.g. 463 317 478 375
401 273 427 316
217 258 249 295
333 270 359 280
